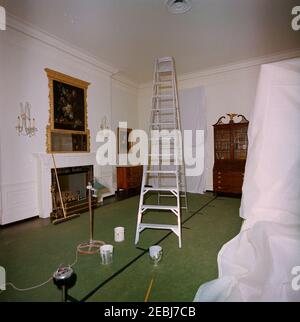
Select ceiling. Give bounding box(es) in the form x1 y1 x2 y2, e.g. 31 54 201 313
1 0 299 84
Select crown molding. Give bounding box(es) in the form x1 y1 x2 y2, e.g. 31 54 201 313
6 13 119 77
179 48 300 82
139 48 300 89
112 73 139 92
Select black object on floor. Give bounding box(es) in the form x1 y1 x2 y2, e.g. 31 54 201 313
53 266 76 302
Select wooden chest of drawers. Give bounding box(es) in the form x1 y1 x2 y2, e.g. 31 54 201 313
213 169 244 194
116 166 143 192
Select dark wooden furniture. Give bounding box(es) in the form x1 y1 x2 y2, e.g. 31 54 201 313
213 114 249 195
116 166 143 193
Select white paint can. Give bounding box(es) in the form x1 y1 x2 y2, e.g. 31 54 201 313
99 244 113 265
114 227 125 242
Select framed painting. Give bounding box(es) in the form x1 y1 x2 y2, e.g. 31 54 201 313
117 127 132 154
45 69 91 153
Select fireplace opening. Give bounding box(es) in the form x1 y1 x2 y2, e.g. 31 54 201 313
50 165 98 221
59 172 87 201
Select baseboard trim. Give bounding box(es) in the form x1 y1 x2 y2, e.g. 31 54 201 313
0 216 39 228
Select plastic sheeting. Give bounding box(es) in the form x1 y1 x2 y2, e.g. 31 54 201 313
179 87 206 194
194 58 300 302
150 87 206 194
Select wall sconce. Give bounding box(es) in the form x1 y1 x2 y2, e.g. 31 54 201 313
100 116 110 130
16 102 38 137
97 116 110 141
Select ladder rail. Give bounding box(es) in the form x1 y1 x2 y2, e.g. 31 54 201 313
173 60 188 210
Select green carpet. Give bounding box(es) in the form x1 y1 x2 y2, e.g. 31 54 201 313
0 193 242 302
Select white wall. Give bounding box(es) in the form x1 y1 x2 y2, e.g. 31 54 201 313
137 65 261 191
111 78 139 189
0 22 138 224
101 79 138 190
112 79 138 131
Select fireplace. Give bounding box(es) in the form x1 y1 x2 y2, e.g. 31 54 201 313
34 152 113 219
51 165 98 221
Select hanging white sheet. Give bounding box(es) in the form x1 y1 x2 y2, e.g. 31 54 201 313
194 58 300 302
179 87 206 194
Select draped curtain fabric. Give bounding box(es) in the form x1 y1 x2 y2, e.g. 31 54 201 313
150 87 206 194
194 58 300 302
179 87 206 194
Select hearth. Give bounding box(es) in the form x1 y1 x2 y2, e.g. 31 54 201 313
50 165 98 221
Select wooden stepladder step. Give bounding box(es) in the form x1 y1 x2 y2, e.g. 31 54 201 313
135 57 188 249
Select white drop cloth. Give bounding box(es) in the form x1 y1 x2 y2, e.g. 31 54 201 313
194 58 300 302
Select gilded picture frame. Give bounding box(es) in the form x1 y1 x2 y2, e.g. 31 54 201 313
45 69 91 153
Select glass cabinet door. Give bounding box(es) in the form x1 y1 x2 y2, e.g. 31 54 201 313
214 128 231 160
232 126 248 160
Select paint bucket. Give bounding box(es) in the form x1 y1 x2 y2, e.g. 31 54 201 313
114 227 125 242
100 244 113 265
149 245 163 266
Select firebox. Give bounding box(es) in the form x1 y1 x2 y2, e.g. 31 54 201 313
50 165 98 221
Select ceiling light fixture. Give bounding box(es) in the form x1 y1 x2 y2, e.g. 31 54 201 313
166 0 192 14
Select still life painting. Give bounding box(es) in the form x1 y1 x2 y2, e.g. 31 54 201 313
53 80 85 132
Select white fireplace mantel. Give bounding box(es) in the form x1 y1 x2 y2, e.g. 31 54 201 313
33 152 99 218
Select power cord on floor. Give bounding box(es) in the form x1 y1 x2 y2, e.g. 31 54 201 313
5 277 53 292
69 247 79 268
1 247 79 293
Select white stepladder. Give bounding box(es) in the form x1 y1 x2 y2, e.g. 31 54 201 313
135 57 188 248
